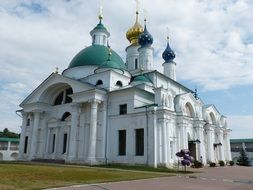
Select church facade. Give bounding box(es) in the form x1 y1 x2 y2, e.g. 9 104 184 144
18 9 232 167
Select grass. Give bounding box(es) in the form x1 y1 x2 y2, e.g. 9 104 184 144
97 164 194 174
0 162 175 190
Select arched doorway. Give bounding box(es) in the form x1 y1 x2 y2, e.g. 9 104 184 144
188 133 197 160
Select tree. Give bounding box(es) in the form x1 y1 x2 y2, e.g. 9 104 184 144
0 128 19 138
237 148 251 166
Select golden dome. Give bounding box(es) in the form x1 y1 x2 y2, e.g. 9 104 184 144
126 11 144 45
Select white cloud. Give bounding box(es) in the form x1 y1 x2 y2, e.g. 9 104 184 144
0 0 253 133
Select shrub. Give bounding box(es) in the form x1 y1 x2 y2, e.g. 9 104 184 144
229 160 234 166
209 162 216 167
192 160 203 168
219 160 225 167
237 148 251 166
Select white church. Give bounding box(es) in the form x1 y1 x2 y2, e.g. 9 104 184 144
18 7 232 167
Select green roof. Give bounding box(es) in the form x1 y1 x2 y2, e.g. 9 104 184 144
93 22 108 32
0 137 19 142
132 75 152 83
68 45 126 69
230 139 253 143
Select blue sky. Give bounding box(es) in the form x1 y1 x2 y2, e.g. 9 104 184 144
0 0 252 139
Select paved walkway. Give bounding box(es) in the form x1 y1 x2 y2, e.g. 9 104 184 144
49 166 253 190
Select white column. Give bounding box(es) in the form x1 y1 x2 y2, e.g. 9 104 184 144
162 120 168 164
196 125 206 164
225 131 232 161
218 129 225 161
166 121 171 164
150 107 157 168
45 128 51 157
54 127 60 159
18 111 27 160
179 124 187 149
101 101 107 161
68 104 81 161
39 113 48 158
206 125 215 162
29 111 41 160
87 99 99 164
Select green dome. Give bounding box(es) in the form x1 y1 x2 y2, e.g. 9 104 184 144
98 59 125 71
132 75 152 83
68 45 126 70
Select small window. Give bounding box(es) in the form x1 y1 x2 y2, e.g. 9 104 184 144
135 59 138 69
52 134 56 153
135 128 144 156
62 133 68 154
116 81 123 87
26 118 30 126
24 136 28 154
118 130 126 156
96 80 103 86
103 36 106 45
119 104 127 115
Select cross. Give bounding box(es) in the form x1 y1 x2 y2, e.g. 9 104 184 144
135 0 140 13
55 67 59 74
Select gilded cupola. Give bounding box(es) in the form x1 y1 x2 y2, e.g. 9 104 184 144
126 11 144 45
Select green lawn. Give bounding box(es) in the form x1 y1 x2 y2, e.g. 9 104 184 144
0 162 174 190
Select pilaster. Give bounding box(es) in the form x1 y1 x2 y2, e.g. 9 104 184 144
18 111 27 160
68 103 81 161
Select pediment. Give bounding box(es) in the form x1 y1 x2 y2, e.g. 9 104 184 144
20 73 94 107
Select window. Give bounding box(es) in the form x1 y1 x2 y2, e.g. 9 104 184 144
135 59 138 69
93 35 95 44
24 136 28 154
54 88 73 105
54 92 64 105
103 36 106 45
116 81 123 87
119 104 127 115
61 112 71 121
62 133 68 154
52 134 56 153
26 118 30 126
135 128 144 156
118 130 126 156
96 80 103 86
65 88 73 103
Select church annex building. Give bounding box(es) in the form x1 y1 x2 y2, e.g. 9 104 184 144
18 8 232 167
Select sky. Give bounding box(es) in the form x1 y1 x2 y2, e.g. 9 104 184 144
0 0 252 139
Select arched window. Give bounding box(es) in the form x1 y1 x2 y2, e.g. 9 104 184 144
54 88 73 105
61 112 71 121
96 80 103 86
65 88 73 103
116 81 123 87
185 102 194 118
